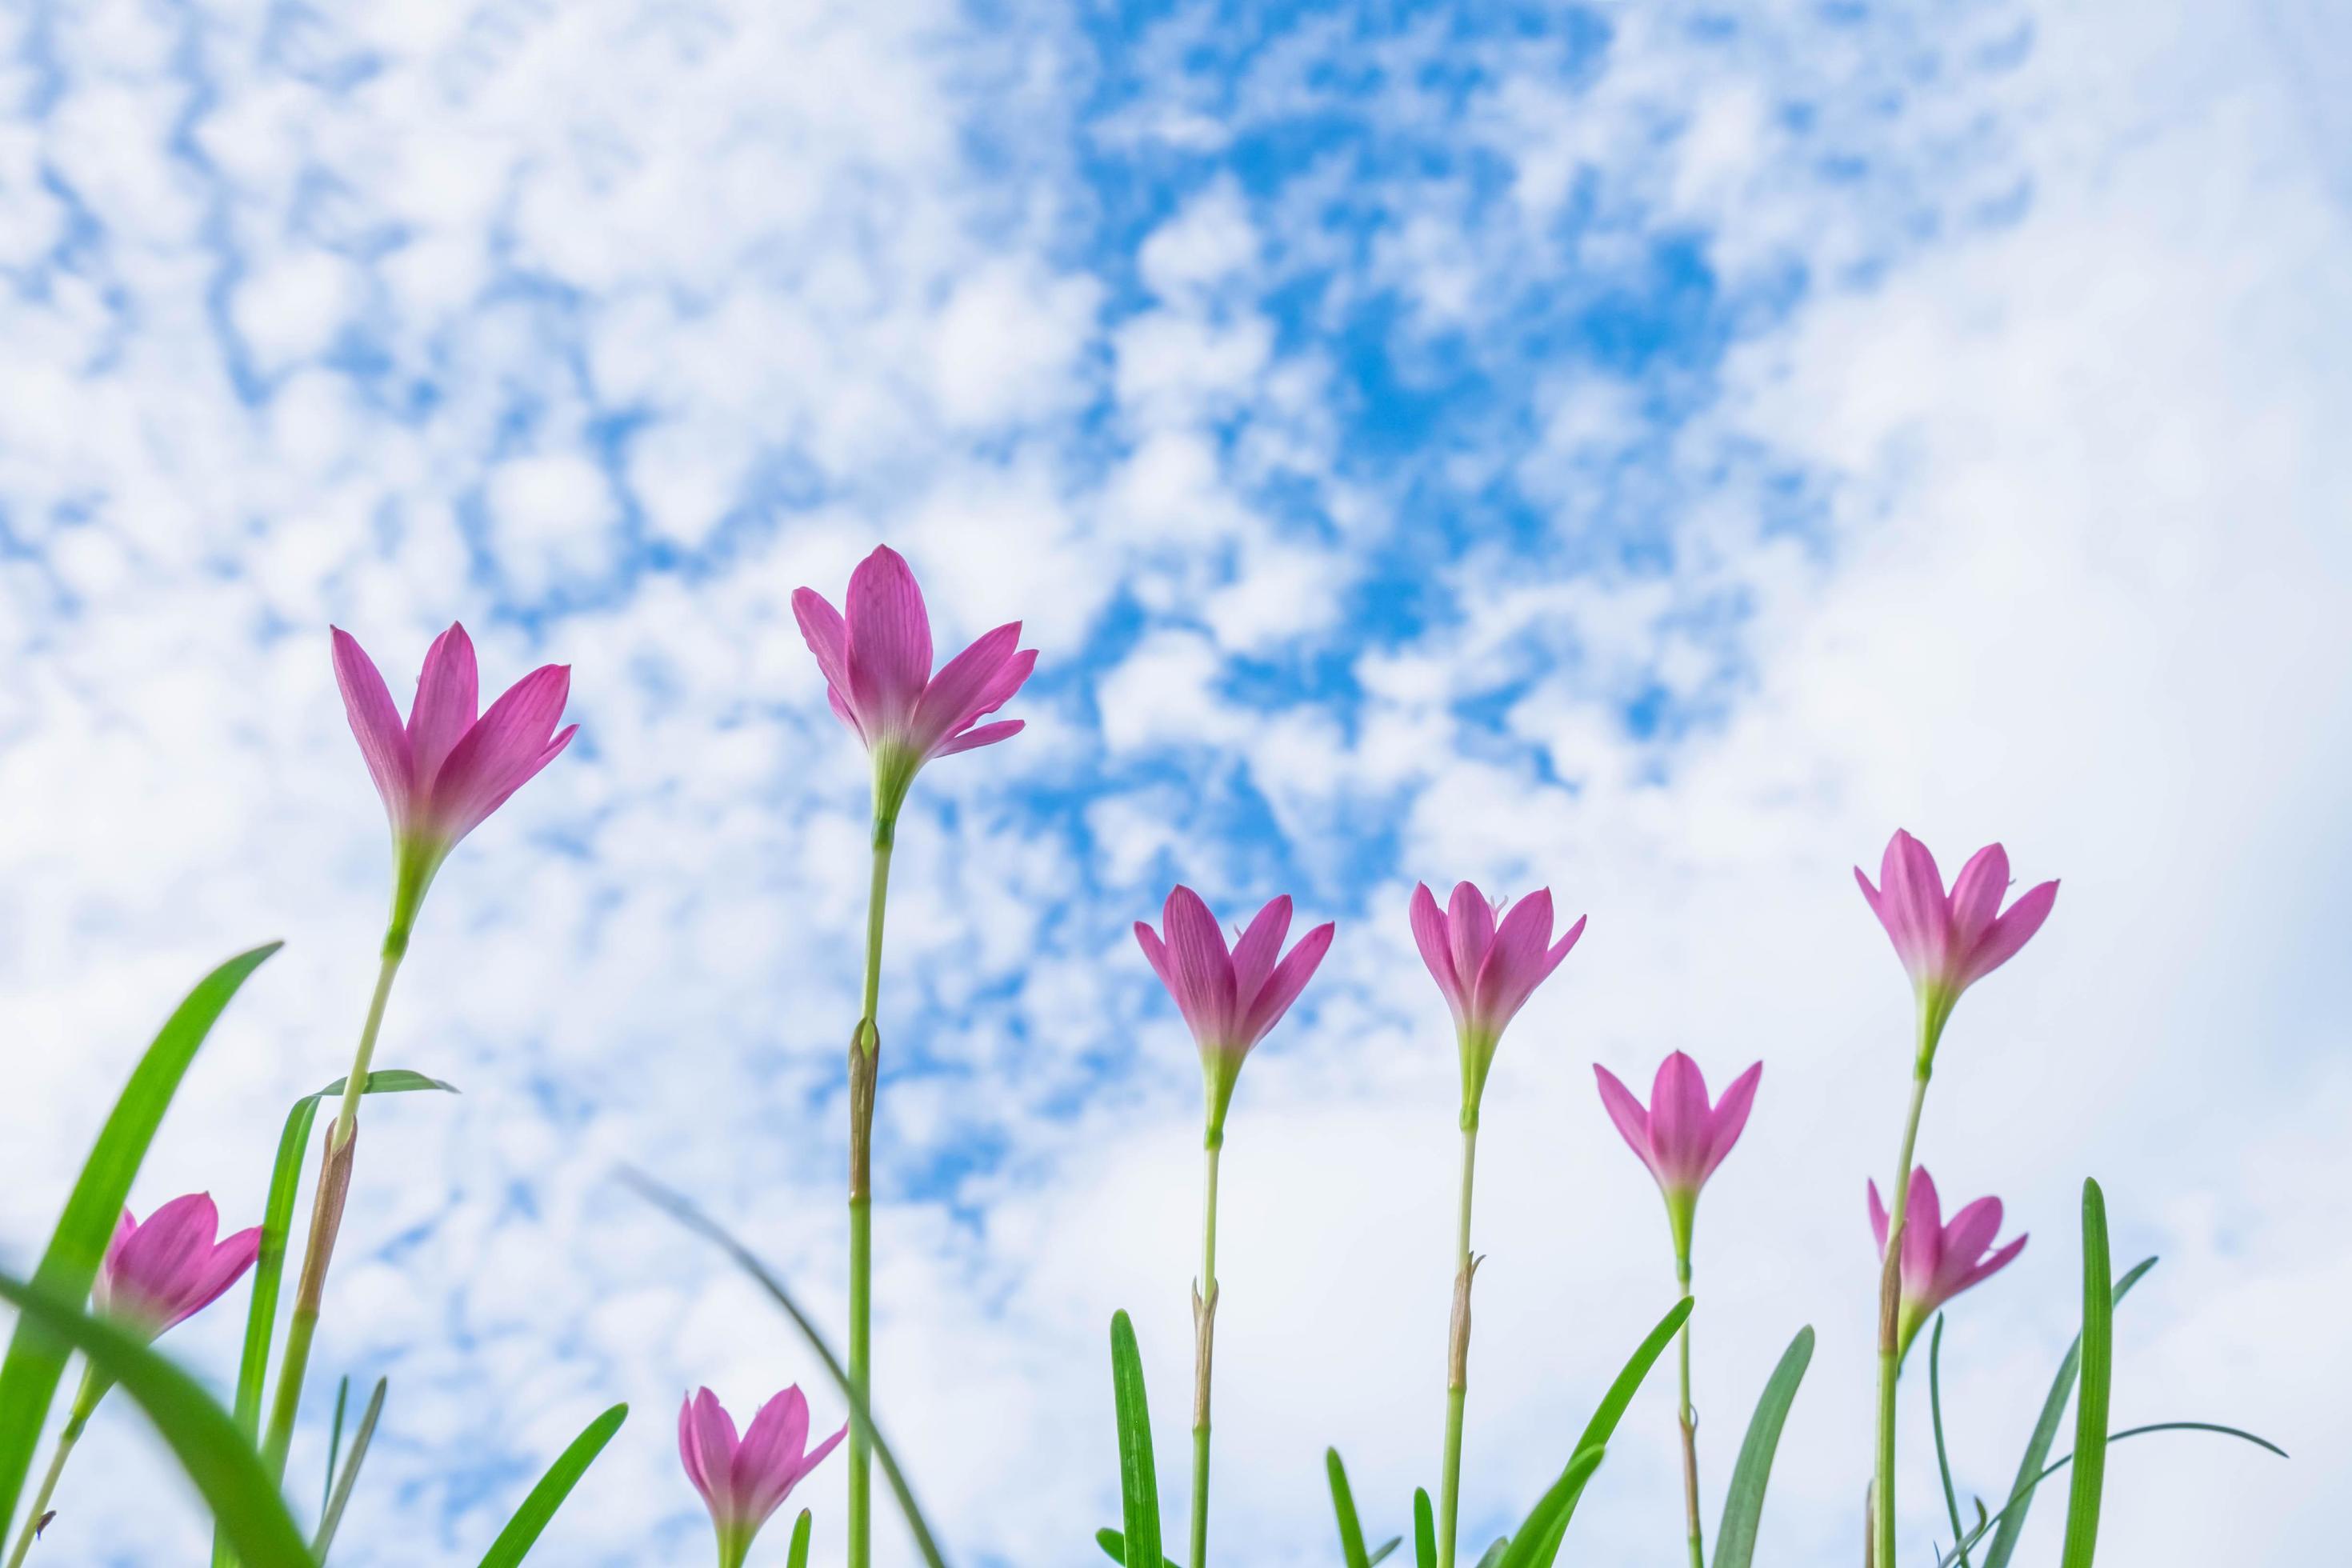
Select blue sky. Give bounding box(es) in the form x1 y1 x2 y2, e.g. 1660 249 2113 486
2 0 2350 1563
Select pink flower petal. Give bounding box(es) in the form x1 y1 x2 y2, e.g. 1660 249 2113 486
1237 920 1334 1046
734 1386 813 1523
406 623 480 791
1162 886 1238 1044
930 718 1023 758
1880 830 1950 982
1900 1167 1944 1292
1593 1066 1654 1175
427 664 571 842
1699 1061 1763 1180
844 546 932 736
1408 882 1466 1022
168 1226 262 1329
909 622 1022 758
332 629 416 828
791 589 856 713
1445 882 1494 992
1229 896 1293 1009
1648 1052 1713 1187
1959 878 2059 990
1946 843 2010 956
1933 1196 2006 1299
1867 1179 1891 1253
1470 887 1555 1030
1953 1232 2028 1297
794 1421 848 1490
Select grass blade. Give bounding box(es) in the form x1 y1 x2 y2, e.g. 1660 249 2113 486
1415 1487 1436 1568
1328 1448 1370 1568
1474 1541 1510 1568
786 1509 812 1568
0 1270 310 1566
1529 1296 1694 1566
311 1375 386 1559
1980 1256 2155 1568
1369 1535 1402 1566
322 1376 351 1520
1094 1527 1179 1568
1110 1310 1162 1568
2058 1180 2112 1568
1930 1318 1967 1568
0 941 279 1540
623 1170 949 1568
474 1402 629 1567
1497 1445 1607 1568
1711 1324 1814 1568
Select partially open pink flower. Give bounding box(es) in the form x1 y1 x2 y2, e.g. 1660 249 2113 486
1135 886 1336 1143
793 546 1037 824
1854 830 2058 1052
678 1386 844 1562
334 623 576 935
94 1194 262 1342
1869 1167 2027 1363
1410 881 1585 1116
1594 1053 1762 1260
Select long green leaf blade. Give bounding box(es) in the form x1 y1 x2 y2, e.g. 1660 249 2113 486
1328 1448 1370 1568
1368 1535 1402 1566
1980 1257 2155 1568
1110 1310 1162 1568
2058 1180 2112 1568
1094 1527 1179 1568
1712 1325 1814 1568
0 1271 310 1566
1497 1445 1606 1568
1414 1487 1437 1568
786 1509 812 1568
623 1172 948 1568
322 1377 351 1520
474 1402 629 1568
1930 1318 1968 1568
0 942 279 1539
1530 1296 1694 1565
312 1376 386 1559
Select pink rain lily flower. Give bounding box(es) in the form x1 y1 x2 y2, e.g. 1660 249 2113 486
333 622 576 942
1409 881 1586 1118
793 545 1038 828
94 1194 262 1342
1135 886 1336 1145
1594 1053 1763 1262
1869 1167 2028 1364
679 1385 846 1566
1855 830 2058 1057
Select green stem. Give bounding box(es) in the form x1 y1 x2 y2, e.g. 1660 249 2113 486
1873 1062 1934 1568
5 1370 102 1568
1190 1138 1222 1568
847 820 895 1568
1676 1254 1702 1568
262 942 404 1482
1438 1120 1479 1568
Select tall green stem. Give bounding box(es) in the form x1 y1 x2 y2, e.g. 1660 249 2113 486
846 820 895 1568
1872 1053 1934 1568
262 942 404 1482
1190 1139 1222 1568
1675 1254 1702 1568
1438 1119 1479 1568
6 1370 102 1568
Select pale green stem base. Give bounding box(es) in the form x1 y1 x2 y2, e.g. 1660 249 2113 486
6 1369 103 1568
1872 1065 1934 1568
847 823 895 1568
1190 1140 1222 1568
1438 1122 1479 1568
1677 1254 1702 1568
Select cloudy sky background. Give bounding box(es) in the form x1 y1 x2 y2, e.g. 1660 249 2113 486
2 0 2348 1562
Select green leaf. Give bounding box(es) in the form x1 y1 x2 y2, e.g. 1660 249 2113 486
1528 1295 1694 1566
1980 1257 2155 1568
1930 1318 1968 1568
1368 1537 1402 1567
1496 1446 1607 1568
0 1270 311 1567
623 1171 949 1568
474 1402 629 1568
1327 1448 1370 1568
1110 1310 1162 1568
1936 1421 2285 1568
1474 1539 1510 1568
786 1509 812 1568
2058 1180 2113 1568
1712 1326 1814 1568
1414 1487 1436 1568
312 1376 386 1560
322 1377 351 1520
0 941 279 1542
1094 1528 1181 1568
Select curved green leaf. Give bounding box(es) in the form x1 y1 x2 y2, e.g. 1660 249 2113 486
1328 1448 1370 1568
786 1509 812 1568
1414 1487 1436 1568
0 942 280 1539
1110 1311 1162 1568
1712 1326 1814 1568
1930 1318 1968 1568
1498 1446 1606 1568
474 1402 628 1568
0 1271 310 1567
1980 1256 2156 1568
2058 1180 2112 1568
1368 1534 1402 1566
312 1376 386 1559
1530 1296 1694 1566
1094 1527 1179 1568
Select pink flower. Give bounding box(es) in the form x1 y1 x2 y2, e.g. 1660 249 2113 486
1135 886 1336 1143
678 1386 845 1559
1594 1053 1763 1258
1409 882 1585 1115
792 546 1037 822
1869 1167 2027 1362
94 1194 262 1341
333 623 576 931
1854 830 2058 1050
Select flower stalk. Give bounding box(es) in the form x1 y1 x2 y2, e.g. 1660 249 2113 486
1438 1116 1478 1568
846 810 894 1568
1190 1136 1222 1568
5 1370 101 1568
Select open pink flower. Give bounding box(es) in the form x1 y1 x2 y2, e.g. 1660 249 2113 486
94 1194 262 1342
1135 886 1335 1142
679 1386 844 1560
793 546 1037 822
1410 881 1585 1115
1854 830 2058 1049
334 622 576 930
1594 1053 1763 1258
1870 1167 2027 1362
